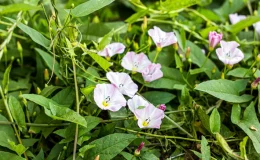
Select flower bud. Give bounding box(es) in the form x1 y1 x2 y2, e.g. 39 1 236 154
3 46 7 54
33 111 37 116
173 43 178 50
95 155 100 160
254 10 258 16
92 15 100 23
17 41 23 53
126 38 131 45
44 69 49 82
55 76 59 86
212 67 216 74
256 54 260 62
36 87 41 94
71 3 74 8
208 31 222 50
63 146 67 150
141 16 147 32
134 142 145 156
221 72 225 79
147 37 152 46
158 104 166 111
127 24 132 32
251 77 260 89
185 47 190 59
188 58 192 63
227 64 233 70
133 42 139 51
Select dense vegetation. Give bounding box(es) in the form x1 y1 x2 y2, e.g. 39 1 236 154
1 0 260 159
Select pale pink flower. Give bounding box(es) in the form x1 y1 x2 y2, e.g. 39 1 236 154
158 104 166 111
127 95 149 115
121 51 151 73
135 104 165 129
208 31 222 49
253 22 260 34
98 42 125 59
106 72 138 97
148 26 177 48
142 63 163 82
216 41 244 65
94 84 126 112
229 13 246 24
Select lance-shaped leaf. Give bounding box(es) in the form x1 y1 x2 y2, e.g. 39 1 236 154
195 79 253 103
231 103 260 153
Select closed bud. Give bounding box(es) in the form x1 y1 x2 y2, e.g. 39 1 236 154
55 76 59 85
173 43 178 50
33 112 37 116
127 24 132 32
63 146 67 150
188 58 192 63
92 15 100 23
221 72 225 79
256 54 260 62
254 10 258 16
133 42 139 50
3 46 7 54
134 142 145 156
94 155 100 160
126 38 131 45
17 41 23 53
251 77 260 89
158 104 166 111
141 16 147 31
71 3 74 8
212 67 216 73
148 37 152 46
36 87 41 94
44 69 49 82
185 47 190 59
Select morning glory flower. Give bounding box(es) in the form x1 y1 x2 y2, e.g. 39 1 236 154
127 95 149 115
106 72 138 98
121 51 152 74
148 26 177 48
229 13 246 24
94 84 126 112
216 41 244 65
208 31 222 50
135 104 165 129
142 63 163 82
98 42 125 60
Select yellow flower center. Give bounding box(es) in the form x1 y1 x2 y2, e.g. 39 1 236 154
142 121 149 127
102 101 109 107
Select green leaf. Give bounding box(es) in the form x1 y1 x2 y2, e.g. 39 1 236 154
81 86 95 97
0 131 15 150
45 102 87 128
227 67 252 78
33 149 44 160
13 20 50 49
79 144 96 158
226 16 260 34
174 53 183 68
197 107 211 133
8 96 26 131
1 59 13 93
195 79 253 103
71 0 115 17
51 87 75 107
0 151 25 160
8 140 28 156
0 3 40 14
209 108 221 134
98 30 114 50
125 10 148 23
201 136 211 160
85 133 137 160
120 152 137 160
89 52 112 71
240 136 249 159
160 0 201 11
21 94 87 128
231 103 260 153
142 91 175 106
35 48 63 81
0 114 16 142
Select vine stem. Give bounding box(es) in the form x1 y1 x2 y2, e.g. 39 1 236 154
72 57 80 160
164 115 193 138
116 127 241 143
201 51 211 68
0 86 28 160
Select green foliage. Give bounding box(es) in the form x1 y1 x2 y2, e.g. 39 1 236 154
209 108 221 134
85 133 137 160
195 79 253 103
